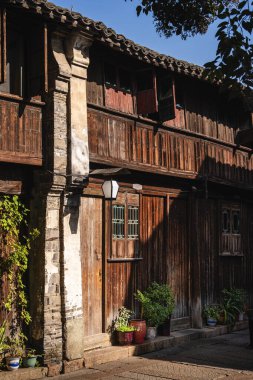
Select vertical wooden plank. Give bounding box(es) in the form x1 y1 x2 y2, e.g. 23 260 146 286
81 196 103 336
0 8 6 83
44 23 48 93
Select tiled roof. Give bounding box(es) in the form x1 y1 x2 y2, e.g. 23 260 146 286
5 0 204 79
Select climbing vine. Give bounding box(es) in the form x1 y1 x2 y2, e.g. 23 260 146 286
0 195 39 336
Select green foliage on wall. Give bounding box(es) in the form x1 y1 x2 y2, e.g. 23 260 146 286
0 195 39 336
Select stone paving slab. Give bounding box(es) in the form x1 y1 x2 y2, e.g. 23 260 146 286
53 328 253 380
83 322 248 369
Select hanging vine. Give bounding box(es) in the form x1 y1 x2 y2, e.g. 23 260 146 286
0 195 39 336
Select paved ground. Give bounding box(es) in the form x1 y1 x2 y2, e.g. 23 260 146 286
56 329 253 380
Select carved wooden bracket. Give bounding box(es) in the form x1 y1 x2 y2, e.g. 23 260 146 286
65 33 93 77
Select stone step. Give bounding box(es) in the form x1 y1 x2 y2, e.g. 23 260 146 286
83 333 111 352
0 367 47 380
83 321 249 368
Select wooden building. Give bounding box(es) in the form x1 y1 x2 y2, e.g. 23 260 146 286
0 0 253 373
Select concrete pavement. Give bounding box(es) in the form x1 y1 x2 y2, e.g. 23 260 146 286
53 329 253 380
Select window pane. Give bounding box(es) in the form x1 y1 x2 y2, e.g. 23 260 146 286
104 63 117 87
222 209 230 233
128 206 139 239
0 27 24 96
137 70 153 91
232 210 240 234
112 205 125 239
119 68 132 92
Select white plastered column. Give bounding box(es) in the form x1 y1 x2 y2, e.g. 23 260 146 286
62 33 92 361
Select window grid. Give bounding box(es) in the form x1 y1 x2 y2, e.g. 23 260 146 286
128 206 139 239
112 205 125 239
222 207 240 235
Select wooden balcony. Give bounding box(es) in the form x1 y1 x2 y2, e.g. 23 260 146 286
88 107 253 187
0 94 43 166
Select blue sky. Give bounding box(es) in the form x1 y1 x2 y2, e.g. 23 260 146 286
56 0 218 67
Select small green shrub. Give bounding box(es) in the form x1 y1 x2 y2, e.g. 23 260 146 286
116 325 135 333
202 304 220 320
112 306 134 332
135 282 175 327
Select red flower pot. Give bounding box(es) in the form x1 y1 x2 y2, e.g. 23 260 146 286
117 331 134 345
130 319 146 344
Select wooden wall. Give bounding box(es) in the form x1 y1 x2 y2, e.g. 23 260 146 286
198 198 253 308
81 182 253 334
0 97 42 166
87 54 250 147
81 197 103 336
88 108 253 186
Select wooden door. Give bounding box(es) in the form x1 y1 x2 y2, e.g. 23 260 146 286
105 192 139 329
167 197 190 319
81 197 103 336
140 194 190 326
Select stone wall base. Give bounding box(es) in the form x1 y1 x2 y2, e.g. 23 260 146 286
63 358 84 374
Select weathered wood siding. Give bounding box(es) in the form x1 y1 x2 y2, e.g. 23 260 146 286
0 98 42 165
106 262 137 329
81 197 103 336
87 59 250 145
88 109 253 185
198 198 253 308
140 195 190 319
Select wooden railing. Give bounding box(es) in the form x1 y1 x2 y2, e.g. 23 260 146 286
88 107 253 186
0 94 43 166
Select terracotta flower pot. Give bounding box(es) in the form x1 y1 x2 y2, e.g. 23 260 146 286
130 319 146 344
117 331 134 345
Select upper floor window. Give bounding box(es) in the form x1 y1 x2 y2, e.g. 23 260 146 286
0 9 46 99
104 62 134 114
104 61 176 122
104 63 132 93
221 204 242 256
136 69 175 122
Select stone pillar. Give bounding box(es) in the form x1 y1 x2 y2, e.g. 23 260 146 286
30 32 71 363
61 34 92 362
30 31 92 368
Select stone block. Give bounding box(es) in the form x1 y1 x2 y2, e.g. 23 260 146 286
46 363 61 377
63 358 84 374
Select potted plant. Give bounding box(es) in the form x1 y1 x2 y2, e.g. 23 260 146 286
22 348 41 368
135 282 175 339
202 304 220 327
129 318 147 344
5 336 24 371
221 288 247 325
113 307 135 345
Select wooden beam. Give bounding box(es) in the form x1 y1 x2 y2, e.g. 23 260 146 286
0 151 42 166
0 180 22 194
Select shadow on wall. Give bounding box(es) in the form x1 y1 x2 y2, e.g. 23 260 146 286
63 194 80 235
110 152 253 327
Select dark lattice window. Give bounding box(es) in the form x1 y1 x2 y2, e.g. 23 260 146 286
222 208 230 233
112 205 125 239
128 206 139 239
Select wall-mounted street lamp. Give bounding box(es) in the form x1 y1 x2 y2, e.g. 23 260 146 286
102 180 119 200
